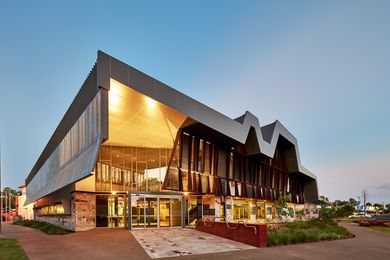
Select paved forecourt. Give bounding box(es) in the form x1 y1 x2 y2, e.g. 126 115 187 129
2 222 390 260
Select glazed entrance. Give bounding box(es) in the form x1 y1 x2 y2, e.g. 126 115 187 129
130 193 183 229
96 194 126 228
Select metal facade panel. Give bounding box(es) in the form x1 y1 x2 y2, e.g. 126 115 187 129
26 65 99 185
110 56 129 86
25 139 101 205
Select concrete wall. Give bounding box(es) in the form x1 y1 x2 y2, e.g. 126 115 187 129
35 215 75 231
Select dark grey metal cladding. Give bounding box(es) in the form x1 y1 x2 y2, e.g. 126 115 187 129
26 50 318 203
100 50 317 184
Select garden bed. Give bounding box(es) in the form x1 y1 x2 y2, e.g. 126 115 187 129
267 219 352 246
13 218 71 235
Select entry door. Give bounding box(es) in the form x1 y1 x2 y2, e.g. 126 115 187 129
186 196 202 227
159 198 171 227
145 197 158 228
130 195 182 229
96 194 126 228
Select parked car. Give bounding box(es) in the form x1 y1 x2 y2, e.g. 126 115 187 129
348 213 372 218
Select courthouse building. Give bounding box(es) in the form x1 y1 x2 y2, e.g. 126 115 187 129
25 51 318 231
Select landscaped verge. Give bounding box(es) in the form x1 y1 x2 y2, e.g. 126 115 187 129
13 218 71 235
369 226 390 234
0 238 28 260
267 219 352 246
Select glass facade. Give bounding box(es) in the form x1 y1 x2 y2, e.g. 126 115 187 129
130 194 182 228
95 145 171 192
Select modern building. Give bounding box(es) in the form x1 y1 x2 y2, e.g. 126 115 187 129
25 51 318 231
16 185 34 220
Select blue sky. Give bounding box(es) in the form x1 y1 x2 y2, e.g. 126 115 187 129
0 1 389 203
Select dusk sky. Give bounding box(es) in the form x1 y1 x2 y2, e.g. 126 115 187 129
0 1 389 203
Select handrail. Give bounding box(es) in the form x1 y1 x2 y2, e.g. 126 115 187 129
243 222 258 235
198 217 258 235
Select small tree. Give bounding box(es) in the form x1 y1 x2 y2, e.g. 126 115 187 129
274 194 292 222
336 204 354 218
320 207 336 223
295 209 305 221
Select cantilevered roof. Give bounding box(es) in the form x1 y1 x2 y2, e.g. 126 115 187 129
26 50 317 187
97 51 316 181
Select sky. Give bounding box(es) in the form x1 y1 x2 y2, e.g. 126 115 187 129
0 1 389 203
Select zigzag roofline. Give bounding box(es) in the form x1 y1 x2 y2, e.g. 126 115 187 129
98 51 316 181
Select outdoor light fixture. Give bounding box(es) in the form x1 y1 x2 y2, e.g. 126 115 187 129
109 82 121 106
146 96 156 108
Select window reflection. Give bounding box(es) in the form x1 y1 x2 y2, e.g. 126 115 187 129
96 145 171 192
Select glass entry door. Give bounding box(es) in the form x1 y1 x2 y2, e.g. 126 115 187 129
130 194 182 229
145 198 158 228
96 194 126 228
185 196 203 227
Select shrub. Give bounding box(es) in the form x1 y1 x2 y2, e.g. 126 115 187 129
266 219 351 246
319 207 336 222
336 205 354 218
13 219 70 235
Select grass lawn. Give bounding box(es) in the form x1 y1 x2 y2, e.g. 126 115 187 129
267 219 352 246
369 226 390 234
0 238 28 260
13 219 70 235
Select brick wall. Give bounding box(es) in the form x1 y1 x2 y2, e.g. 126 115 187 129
73 192 96 231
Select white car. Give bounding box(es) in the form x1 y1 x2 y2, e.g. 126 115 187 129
348 213 372 218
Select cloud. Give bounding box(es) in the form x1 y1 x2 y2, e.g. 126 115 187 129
371 183 390 191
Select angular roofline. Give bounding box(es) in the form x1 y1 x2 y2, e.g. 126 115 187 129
26 50 316 186
97 50 316 180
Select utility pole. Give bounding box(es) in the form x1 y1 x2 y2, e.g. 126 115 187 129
362 190 367 217
0 137 2 233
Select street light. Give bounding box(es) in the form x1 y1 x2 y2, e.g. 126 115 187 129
0 137 2 234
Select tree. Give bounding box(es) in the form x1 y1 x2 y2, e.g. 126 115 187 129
348 198 358 207
274 194 292 222
320 207 336 223
319 195 331 207
1 187 19 209
336 204 354 217
373 203 384 213
385 204 390 214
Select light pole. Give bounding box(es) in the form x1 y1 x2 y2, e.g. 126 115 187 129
0 137 2 233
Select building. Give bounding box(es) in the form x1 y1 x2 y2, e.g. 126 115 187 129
25 51 319 231
16 185 34 220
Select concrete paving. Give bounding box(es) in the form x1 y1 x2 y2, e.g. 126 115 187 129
1 223 149 260
2 222 390 260
131 228 254 258
161 222 390 260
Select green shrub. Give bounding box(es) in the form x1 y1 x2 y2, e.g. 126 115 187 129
336 205 354 218
267 231 280 246
13 219 70 235
319 207 337 222
266 218 351 247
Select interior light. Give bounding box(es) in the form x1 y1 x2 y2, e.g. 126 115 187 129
109 82 121 106
146 97 156 108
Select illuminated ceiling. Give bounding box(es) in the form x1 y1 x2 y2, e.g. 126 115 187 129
106 79 187 148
